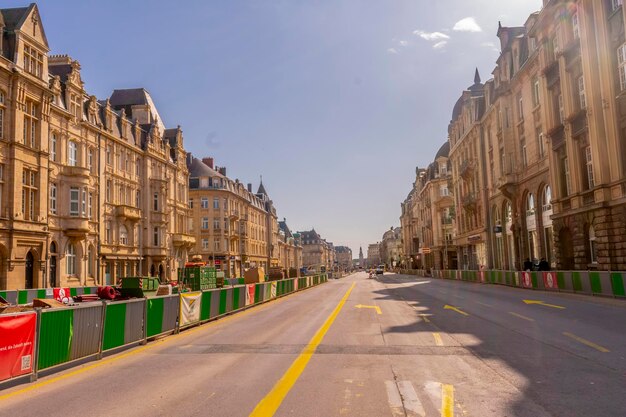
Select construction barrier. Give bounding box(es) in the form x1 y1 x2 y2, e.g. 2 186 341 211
0 286 99 306
398 269 626 299
0 274 328 385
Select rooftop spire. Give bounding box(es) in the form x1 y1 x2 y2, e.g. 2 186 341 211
474 67 481 84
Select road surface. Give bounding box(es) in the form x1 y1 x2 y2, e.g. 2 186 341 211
1 272 625 416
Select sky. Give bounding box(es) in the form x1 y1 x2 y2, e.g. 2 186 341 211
10 0 542 256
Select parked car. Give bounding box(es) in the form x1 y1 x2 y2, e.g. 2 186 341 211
376 265 384 274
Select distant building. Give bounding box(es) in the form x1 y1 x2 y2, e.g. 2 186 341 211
380 227 404 268
335 246 353 271
367 243 381 267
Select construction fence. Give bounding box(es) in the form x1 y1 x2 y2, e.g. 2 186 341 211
0 274 328 386
398 269 626 298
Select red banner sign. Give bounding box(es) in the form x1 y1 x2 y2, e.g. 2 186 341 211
543 272 559 290
522 272 533 288
245 284 255 306
53 288 71 303
0 313 36 381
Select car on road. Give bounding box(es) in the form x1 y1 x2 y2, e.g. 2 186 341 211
376 265 384 274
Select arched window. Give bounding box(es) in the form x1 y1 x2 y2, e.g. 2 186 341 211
66 243 76 275
119 225 128 245
543 186 552 212
589 225 598 264
505 202 512 224
50 133 57 161
68 140 78 166
526 194 535 216
50 241 57 253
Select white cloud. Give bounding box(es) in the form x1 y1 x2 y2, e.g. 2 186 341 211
399 40 408 47
481 41 499 52
413 30 450 41
433 41 447 50
387 48 399 54
453 17 482 33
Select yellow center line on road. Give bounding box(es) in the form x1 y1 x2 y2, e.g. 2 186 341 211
432 332 444 346
441 383 455 417
509 312 535 322
563 332 610 353
249 282 356 417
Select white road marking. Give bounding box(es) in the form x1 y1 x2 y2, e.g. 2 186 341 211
398 381 426 417
385 381 405 417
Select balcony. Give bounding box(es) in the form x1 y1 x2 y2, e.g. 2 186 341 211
459 159 476 180
63 217 90 237
570 110 588 138
60 165 91 178
150 211 168 224
229 209 240 220
116 205 141 221
173 233 195 247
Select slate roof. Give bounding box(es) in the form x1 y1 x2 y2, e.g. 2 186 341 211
188 157 224 178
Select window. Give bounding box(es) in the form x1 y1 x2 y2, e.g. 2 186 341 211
136 190 140 208
0 91 4 139
153 192 159 211
88 247 94 277
536 129 545 159
135 159 140 176
106 180 112 203
618 44 626 91
611 0 623 12
201 197 209 209
532 78 540 107
439 185 449 197
88 149 93 172
563 156 572 196
88 193 93 219
70 187 80 216
552 31 560 60
578 76 586 109
105 221 111 243
440 163 448 176
517 93 524 121
213 197 219 209
585 146 594 189
202 217 209 229
106 146 112 165
22 168 37 220
49 183 57 214
119 225 128 245
189 199 194 209
66 243 76 275
526 193 535 216
23 45 44 78
558 94 564 124
214 238 221 251
202 238 209 250
153 227 160 246
572 11 580 39
70 94 82 120
543 186 552 212
213 218 220 230
68 141 78 166
23 101 38 147
520 138 528 167
50 133 57 161
81 188 87 216
0 165 3 216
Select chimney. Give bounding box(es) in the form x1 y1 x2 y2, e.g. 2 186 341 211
247 183 252 192
202 157 214 169
219 167 226 176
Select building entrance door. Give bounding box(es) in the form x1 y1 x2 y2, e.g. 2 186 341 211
50 255 57 287
25 251 34 289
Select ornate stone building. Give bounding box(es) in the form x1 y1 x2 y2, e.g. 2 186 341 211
187 156 281 277
0 4 193 290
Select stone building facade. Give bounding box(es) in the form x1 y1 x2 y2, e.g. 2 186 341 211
0 4 193 290
401 0 626 271
187 156 281 277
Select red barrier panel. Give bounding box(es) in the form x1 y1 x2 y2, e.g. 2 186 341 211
0 312 36 382
53 287 72 303
543 271 559 290
521 272 533 288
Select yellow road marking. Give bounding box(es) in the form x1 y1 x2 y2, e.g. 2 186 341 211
0 288 302 402
432 332 443 346
523 299 566 309
509 312 535 322
249 282 356 417
355 304 382 314
563 332 610 353
441 383 454 417
444 305 468 316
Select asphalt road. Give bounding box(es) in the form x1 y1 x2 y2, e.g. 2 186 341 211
1 272 625 416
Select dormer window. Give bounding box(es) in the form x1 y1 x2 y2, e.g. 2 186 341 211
70 94 82 120
23 45 43 78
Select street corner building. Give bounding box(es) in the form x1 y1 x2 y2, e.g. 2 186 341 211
401 0 626 272
0 4 194 290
